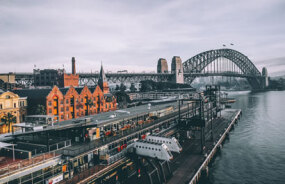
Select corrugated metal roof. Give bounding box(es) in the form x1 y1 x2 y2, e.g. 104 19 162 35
0 142 14 148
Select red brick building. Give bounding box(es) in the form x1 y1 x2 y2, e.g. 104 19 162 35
60 57 79 88
34 57 79 88
14 65 116 122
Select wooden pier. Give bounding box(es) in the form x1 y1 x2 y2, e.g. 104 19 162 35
167 109 242 184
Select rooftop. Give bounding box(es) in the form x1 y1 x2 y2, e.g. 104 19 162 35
8 101 178 137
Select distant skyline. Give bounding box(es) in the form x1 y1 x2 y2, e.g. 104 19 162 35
1 0 285 76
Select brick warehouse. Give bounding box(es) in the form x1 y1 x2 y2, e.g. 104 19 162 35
14 65 116 122
33 57 79 88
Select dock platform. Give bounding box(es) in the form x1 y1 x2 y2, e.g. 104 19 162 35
167 109 241 184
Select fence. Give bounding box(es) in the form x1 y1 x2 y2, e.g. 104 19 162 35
58 165 106 184
49 140 71 151
0 151 60 178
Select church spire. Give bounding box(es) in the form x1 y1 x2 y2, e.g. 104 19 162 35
98 63 109 93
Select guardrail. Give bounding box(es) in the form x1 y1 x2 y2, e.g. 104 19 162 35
49 140 71 151
102 149 127 165
0 151 60 178
188 110 241 184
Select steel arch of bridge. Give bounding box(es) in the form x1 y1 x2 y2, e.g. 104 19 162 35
183 49 263 89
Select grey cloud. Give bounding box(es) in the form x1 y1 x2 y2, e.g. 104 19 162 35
0 0 285 74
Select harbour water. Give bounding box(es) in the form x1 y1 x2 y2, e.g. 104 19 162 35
207 91 285 184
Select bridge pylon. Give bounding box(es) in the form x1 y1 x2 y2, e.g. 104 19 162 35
157 58 169 74
262 67 269 88
171 56 184 84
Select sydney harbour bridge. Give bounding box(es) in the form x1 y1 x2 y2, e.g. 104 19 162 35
14 49 269 90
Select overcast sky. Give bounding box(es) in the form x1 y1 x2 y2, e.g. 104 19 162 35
0 0 285 76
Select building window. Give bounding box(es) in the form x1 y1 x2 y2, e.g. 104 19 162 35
70 97 74 105
66 107 69 111
0 104 2 109
48 101 52 106
66 99 69 104
61 115 64 119
49 109 52 113
14 103 16 108
60 100 64 105
81 98 83 103
61 107 64 112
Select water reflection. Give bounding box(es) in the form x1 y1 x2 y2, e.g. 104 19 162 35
206 91 285 184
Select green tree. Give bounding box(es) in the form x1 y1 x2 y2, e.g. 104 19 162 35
115 91 131 108
1 113 16 133
115 85 120 91
120 83 127 92
140 80 155 92
35 104 46 115
130 83 137 92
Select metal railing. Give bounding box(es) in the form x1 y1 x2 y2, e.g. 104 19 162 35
58 158 127 184
101 149 127 165
49 139 71 151
188 110 241 184
0 150 61 178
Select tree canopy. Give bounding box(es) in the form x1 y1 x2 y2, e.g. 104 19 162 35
1 113 16 133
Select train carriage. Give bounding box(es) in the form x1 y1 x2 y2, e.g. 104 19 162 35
146 135 182 153
133 140 173 161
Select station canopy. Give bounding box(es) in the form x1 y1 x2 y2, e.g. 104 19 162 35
12 123 33 128
0 142 15 148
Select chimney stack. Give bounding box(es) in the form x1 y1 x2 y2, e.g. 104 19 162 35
72 57 76 74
